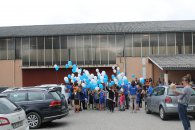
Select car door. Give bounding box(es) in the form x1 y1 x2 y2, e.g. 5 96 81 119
8 92 28 111
152 87 165 113
149 88 159 112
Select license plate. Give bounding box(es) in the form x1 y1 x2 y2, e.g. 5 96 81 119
187 106 193 111
12 120 23 129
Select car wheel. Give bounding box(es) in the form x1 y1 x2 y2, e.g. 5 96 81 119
145 104 151 114
27 112 42 129
159 106 167 120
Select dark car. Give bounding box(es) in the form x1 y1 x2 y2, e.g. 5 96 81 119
2 87 69 129
0 87 9 93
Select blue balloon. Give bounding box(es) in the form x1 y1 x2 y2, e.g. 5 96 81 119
54 65 59 71
131 74 135 78
80 76 84 81
111 74 115 80
65 64 69 69
73 77 77 82
140 78 145 84
103 78 108 83
124 79 128 85
65 79 69 83
68 74 71 79
73 64 77 69
72 68 76 73
99 84 103 89
68 61 72 66
97 80 101 85
111 81 115 85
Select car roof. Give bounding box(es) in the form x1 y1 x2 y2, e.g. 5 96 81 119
2 87 53 93
38 84 65 87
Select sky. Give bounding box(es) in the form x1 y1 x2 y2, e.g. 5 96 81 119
0 0 195 27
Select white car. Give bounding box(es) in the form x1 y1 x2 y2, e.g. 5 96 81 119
0 95 29 130
36 84 69 102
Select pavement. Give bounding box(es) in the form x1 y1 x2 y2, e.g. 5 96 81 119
37 107 195 130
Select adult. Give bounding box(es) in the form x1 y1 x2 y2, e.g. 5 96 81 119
106 86 115 112
173 76 193 130
123 83 130 109
129 80 138 113
147 82 153 96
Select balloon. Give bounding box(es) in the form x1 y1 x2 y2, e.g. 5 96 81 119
64 77 69 83
103 78 108 83
132 74 136 78
78 80 81 85
95 87 99 91
124 79 128 85
112 66 115 70
65 64 69 69
72 68 76 73
113 69 116 73
99 84 103 89
68 61 72 66
140 77 145 84
94 76 97 80
78 69 82 74
68 74 71 79
54 64 59 71
101 71 106 76
117 70 120 75
120 88 124 92
96 69 99 73
111 74 115 80
82 83 86 88
117 67 120 71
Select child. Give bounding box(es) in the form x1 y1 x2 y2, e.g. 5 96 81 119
88 90 94 110
136 89 141 111
99 89 105 111
119 92 125 111
94 90 100 110
73 83 80 113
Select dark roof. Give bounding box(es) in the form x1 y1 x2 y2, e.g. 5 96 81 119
0 20 195 37
148 55 195 70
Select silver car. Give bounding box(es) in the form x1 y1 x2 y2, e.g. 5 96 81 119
145 85 195 120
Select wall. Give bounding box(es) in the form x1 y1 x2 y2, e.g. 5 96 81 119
22 67 113 86
116 57 153 81
0 60 22 87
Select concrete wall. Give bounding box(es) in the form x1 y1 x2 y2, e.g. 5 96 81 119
0 60 22 87
116 57 153 81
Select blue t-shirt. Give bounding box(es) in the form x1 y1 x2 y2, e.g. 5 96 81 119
123 85 129 95
136 93 141 102
129 85 137 95
100 91 105 100
147 86 153 95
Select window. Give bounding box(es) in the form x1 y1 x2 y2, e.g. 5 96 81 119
184 32 192 54
159 33 166 55
22 38 30 66
0 38 7 60
9 93 26 102
53 36 60 65
167 33 175 55
45 36 52 65
37 37 45 66
61 36 69 65
133 34 142 56
0 98 18 114
76 36 84 65
28 92 44 101
15 38 22 59
157 87 165 96
30 37 37 66
176 32 184 54
150 34 158 55
142 34 150 56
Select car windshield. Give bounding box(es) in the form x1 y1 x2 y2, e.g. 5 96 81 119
0 98 18 114
168 87 195 96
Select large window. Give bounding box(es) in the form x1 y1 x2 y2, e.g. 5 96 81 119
150 34 158 55
142 34 149 56
61 36 68 65
133 34 141 56
108 35 116 64
116 35 124 57
15 38 22 59
125 34 132 56
37 37 44 66
84 35 93 65
100 35 108 64
184 32 192 54
167 33 175 55
8 38 15 60
22 37 30 66
0 38 7 60
68 36 76 64
45 36 52 65
159 33 166 55
53 36 60 65
176 32 184 54
30 37 37 66
92 35 100 64
76 36 84 65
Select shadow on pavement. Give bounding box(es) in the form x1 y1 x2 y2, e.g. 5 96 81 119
39 121 70 129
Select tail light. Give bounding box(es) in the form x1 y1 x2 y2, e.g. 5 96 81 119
165 96 172 103
0 117 10 126
49 101 62 107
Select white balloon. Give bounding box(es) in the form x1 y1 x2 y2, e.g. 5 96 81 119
121 72 125 77
112 66 115 70
96 69 99 72
117 67 120 70
78 80 81 85
101 71 106 76
95 87 100 91
120 88 124 92
94 76 97 80
82 83 86 88
90 74 94 78
123 76 127 80
71 80 74 83
54 64 57 68
78 69 82 74
117 75 122 80
113 69 116 73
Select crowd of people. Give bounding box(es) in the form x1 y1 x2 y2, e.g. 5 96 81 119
66 78 155 113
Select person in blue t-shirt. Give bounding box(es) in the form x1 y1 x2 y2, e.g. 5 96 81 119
129 81 138 113
147 82 153 96
123 84 130 109
99 89 105 110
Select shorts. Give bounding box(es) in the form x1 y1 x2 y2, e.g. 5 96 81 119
95 99 99 104
74 99 80 105
100 99 105 104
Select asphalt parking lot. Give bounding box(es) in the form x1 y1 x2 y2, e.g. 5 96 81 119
37 108 195 130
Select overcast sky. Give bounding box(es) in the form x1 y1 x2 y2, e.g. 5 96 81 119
0 0 195 27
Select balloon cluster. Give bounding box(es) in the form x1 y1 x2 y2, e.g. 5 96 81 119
54 61 145 90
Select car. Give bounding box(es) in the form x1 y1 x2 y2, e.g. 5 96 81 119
36 84 69 102
0 87 9 93
0 95 29 130
2 87 69 129
145 85 195 120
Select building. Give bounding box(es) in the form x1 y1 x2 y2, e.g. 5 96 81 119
0 20 195 87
